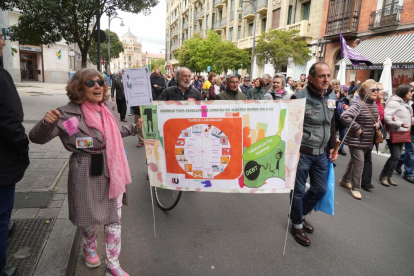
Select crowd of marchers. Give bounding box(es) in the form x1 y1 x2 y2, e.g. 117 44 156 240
2 28 414 276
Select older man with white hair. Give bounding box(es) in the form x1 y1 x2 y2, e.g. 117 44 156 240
159 67 202 101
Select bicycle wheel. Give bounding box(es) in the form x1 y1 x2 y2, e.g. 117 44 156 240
153 187 182 211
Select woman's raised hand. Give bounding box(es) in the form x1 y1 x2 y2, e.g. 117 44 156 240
44 110 61 124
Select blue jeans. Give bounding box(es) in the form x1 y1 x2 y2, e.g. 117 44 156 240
0 184 15 273
397 133 414 177
338 126 346 150
291 153 328 225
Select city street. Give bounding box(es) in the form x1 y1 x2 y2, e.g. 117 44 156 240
72 118 414 275
10 83 414 275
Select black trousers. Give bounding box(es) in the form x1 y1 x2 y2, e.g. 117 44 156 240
361 149 372 187
116 99 127 120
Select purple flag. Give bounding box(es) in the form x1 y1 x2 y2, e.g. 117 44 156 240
340 33 373 67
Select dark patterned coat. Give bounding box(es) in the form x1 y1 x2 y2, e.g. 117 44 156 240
340 98 379 149
29 101 137 227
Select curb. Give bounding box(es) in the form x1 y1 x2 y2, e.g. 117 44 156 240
66 227 81 276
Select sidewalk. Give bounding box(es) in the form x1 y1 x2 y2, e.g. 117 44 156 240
6 82 78 276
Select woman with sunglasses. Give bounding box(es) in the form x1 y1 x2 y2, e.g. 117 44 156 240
379 84 414 187
29 69 140 276
339 80 380 200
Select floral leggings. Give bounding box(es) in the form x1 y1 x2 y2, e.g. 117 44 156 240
80 195 123 269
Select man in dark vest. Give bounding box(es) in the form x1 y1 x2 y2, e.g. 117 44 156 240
289 62 337 247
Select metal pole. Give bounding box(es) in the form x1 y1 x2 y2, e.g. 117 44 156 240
251 0 257 77
97 9 101 72
108 15 111 79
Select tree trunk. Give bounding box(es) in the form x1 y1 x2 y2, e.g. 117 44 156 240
81 48 88 68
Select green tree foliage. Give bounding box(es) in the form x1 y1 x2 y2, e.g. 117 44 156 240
212 40 250 75
255 29 311 73
149 58 166 73
174 34 204 73
175 30 250 74
88 29 124 71
3 0 157 68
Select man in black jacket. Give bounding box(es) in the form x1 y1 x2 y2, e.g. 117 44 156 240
159 67 202 101
0 34 29 276
167 71 177 87
111 72 127 122
150 69 166 100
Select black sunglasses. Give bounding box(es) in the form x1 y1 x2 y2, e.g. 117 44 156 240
85 79 104 87
370 88 380 92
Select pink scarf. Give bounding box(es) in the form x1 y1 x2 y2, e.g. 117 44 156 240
80 101 131 199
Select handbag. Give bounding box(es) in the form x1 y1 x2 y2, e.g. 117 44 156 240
390 131 411 143
363 102 384 144
314 160 335 215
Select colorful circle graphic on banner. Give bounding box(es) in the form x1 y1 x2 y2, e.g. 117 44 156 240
175 124 231 179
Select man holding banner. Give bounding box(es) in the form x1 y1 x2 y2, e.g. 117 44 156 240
290 62 337 246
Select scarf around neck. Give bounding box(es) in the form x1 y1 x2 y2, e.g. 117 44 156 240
80 101 131 199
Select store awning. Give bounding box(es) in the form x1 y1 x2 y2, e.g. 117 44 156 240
336 33 414 70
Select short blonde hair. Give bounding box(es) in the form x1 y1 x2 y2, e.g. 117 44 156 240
66 69 110 103
212 76 222 86
358 80 377 98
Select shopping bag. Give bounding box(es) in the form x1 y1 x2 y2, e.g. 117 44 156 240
314 160 335 215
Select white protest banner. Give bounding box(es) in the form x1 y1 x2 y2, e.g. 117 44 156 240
142 100 306 193
122 68 153 106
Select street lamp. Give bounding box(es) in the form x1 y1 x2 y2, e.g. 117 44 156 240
108 14 124 77
238 0 257 77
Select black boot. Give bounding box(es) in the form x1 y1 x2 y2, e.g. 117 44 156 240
8 220 15 239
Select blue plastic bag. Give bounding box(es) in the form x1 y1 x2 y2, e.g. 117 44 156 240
314 160 335 215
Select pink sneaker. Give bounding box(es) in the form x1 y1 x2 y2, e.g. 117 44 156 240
82 249 101 268
105 267 130 276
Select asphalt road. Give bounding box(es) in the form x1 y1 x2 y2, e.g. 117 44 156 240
74 119 414 276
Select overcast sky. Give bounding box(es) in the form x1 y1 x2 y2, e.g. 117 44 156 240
100 1 167 54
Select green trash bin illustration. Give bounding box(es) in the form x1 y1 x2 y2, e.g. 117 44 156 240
242 109 286 188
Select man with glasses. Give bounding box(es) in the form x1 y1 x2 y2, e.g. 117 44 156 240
215 75 246 100
159 67 202 101
0 34 30 276
395 82 414 183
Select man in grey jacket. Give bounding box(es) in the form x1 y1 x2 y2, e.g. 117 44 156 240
289 62 337 246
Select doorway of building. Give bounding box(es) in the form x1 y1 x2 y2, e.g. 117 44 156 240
20 53 38 81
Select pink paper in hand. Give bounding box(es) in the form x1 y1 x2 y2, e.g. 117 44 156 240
63 117 80 136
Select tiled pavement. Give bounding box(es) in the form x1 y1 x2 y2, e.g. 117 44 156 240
8 82 78 276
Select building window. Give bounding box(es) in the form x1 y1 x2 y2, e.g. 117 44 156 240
238 26 241 39
128 56 131 61
272 8 281 29
302 2 311 20
229 27 233 41
325 0 361 36
124 62 126 68
206 14 209 29
262 18 267 32
287 5 293 25
249 23 253 36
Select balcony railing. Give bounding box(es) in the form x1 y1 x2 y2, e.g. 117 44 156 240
242 5 254 19
196 9 205 19
325 0 361 37
369 5 403 29
280 20 312 38
171 44 180 51
230 11 234 21
214 0 222 8
183 21 189 29
220 17 227 28
257 0 268 13
170 29 178 37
